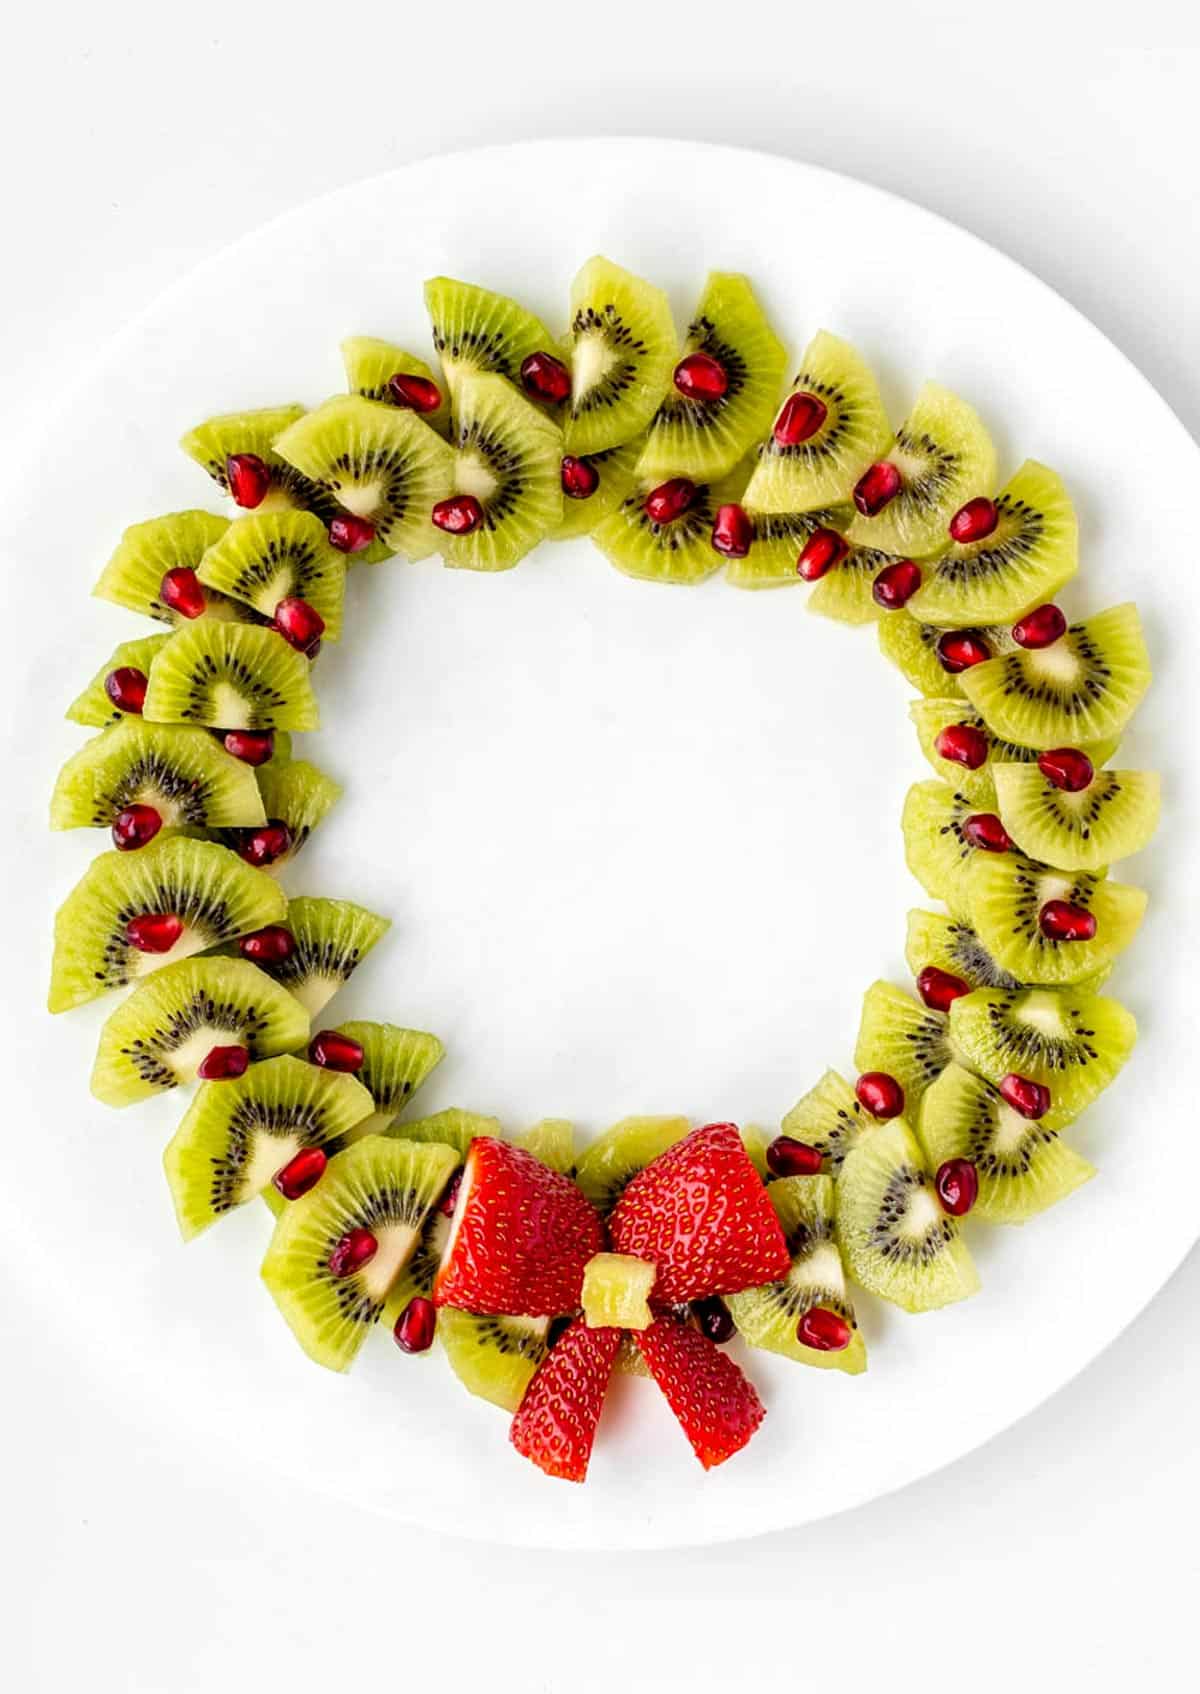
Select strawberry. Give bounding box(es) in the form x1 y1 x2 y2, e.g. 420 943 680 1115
634 1312 765 1470
433 1137 605 1317
510 1315 622 1483
608 1122 791 1303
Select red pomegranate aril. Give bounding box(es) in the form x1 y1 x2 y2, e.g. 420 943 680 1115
1038 747 1094 793
222 728 275 766
519 351 572 405
961 812 1013 853
673 351 728 402
328 1227 378 1278
104 666 148 715
693 1296 735 1345
916 965 972 1013
394 1295 438 1354
855 1071 905 1119
796 526 848 581
561 454 600 500
765 1135 824 1177
796 1306 852 1352
711 502 753 558
872 558 922 610
159 566 206 620
196 1044 250 1081
272 1146 328 1201
112 804 162 851
852 460 902 516
773 391 827 447
1039 899 1098 942
328 513 376 553
948 496 999 544
233 820 291 868
999 1073 1052 1120
125 912 183 954
237 924 296 965
272 596 325 655
225 452 272 509
388 371 443 414
936 630 992 673
1012 603 1067 650
308 1029 364 1073
438 1168 463 1218
934 722 990 771
644 478 696 525
935 1158 979 1217
431 494 484 535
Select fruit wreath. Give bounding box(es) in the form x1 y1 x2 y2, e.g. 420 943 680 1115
49 260 1157 1482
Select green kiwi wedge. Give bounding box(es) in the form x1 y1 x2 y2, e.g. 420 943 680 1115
397 1108 502 1158
853 980 954 1114
991 762 1161 872
181 404 334 515
424 276 558 396
142 623 319 732
878 613 1013 698
440 372 563 571
573 1114 690 1212
743 331 893 513
67 634 172 727
845 383 998 557
563 256 677 456
779 1070 868 1174
250 897 390 1017
552 436 645 541
163 1053 374 1238
91 956 309 1106
252 758 341 863
835 1116 981 1312
261 1134 459 1372
901 778 998 908
807 540 906 623
434 1308 551 1412
340 335 451 436
728 1175 866 1374
49 836 286 1012
965 853 1146 987
326 1022 446 1138
93 511 261 626
195 510 347 639
905 909 1023 992
910 700 1120 806
51 719 266 832
592 464 748 585
519 1118 576 1175
272 395 454 562
905 462 1078 628
917 1064 1095 1225
635 272 786 484
721 507 843 589
948 985 1137 1132
960 603 1152 749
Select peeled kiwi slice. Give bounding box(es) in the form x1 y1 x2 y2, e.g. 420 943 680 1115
948 985 1137 1132
902 778 998 908
142 623 319 732
51 719 266 832
835 1117 980 1312
722 508 844 589
592 464 748 585
992 762 1160 872
853 980 953 1114
196 510 347 638
743 331 893 513
779 1070 867 1174
879 613 1013 698
241 758 341 866
436 1308 551 1411
563 256 677 456
394 1108 501 1158
91 956 309 1106
341 335 450 436
424 276 558 396
67 633 172 727
49 836 286 1012
181 404 337 516
910 699 1120 806
960 604 1152 749
519 1118 576 1175
807 539 906 623
328 1022 445 1138
93 511 260 626
163 1053 374 1238
917 1064 1095 1225
573 1114 690 1212
552 435 645 541
635 272 786 484
966 853 1146 987
261 1134 458 1372
440 372 563 571
905 909 1023 993
251 897 390 1017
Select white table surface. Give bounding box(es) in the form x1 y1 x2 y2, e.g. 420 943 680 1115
3 13 1197 1690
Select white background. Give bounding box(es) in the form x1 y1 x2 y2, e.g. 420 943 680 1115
3 9 1198 1691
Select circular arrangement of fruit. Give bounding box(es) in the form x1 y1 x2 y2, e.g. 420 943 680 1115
50 260 1158 1483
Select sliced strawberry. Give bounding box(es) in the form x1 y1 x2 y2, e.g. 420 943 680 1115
634 1312 766 1470
510 1315 622 1483
433 1137 605 1317
609 1122 790 1303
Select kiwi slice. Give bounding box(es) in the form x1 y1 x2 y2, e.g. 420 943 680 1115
181 404 334 515
727 1175 866 1374
93 511 261 627
163 1053 374 1238
196 510 347 638
328 1022 445 1138
905 909 1022 993
779 1070 868 1174
807 540 906 623
424 276 558 396
552 436 646 542
563 256 677 456
250 897 390 1017
142 623 319 732
835 1117 980 1313
436 1308 551 1412
91 956 309 1106
51 719 266 831
592 464 749 585
635 272 786 484
261 1134 458 1372
878 613 1013 698
722 507 845 589
948 986 1137 1132
910 699 1120 806
341 335 450 435
272 396 454 562
573 1115 690 1212
253 758 340 863
398 1108 502 1158
992 762 1160 873
440 372 563 571
845 383 997 557
853 980 953 1113
960 603 1152 749
743 331 893 513
966 853 1146 987
49 836 286 1012
519 1118 576 1175
67 633 172 727
901 778 998 908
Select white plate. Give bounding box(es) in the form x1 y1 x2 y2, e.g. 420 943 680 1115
1 139 1195 1550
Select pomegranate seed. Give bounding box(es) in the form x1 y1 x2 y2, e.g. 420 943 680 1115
1039 899 1098 942
949 497 999 544
1013 604 1067 649
765 1135 824 1177
1038 747 1094 793
872 559 922 610
272 596 325 655
159 566 206 620
388 372 443 414
999 1073 1051 1120
644 479 696 524
936 631 992 673
693 1296 735 1345
852 460 902 516
855 1071 905 1119
438 1169 463 1217
394 1295 438 1354
519 351 571 405
561 455 600 500
225 452 272 509
773 392 828 447
796 1307 852 1352
237 924 296 964
222 728 275 766
196 1044 250 1081
916 965 972 1013
112 804 162 851
934 722 989 770
308 1029 364 1072
104 666 148 715
273 1146 328 1201
796 527 848 581
125 912 183 953
961 813 1013 853
328 1227 377 1278
711 503 753 558
233 821 291 868
673 352 728 402
329 513 376 553
935 1158 979 1216
432 494 484 535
